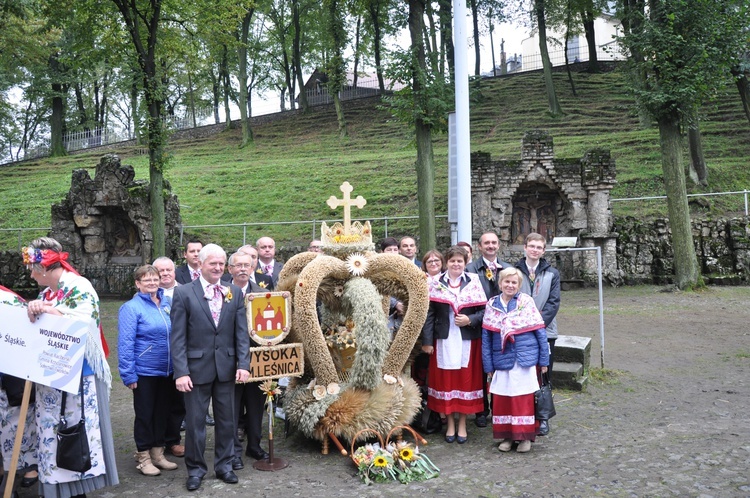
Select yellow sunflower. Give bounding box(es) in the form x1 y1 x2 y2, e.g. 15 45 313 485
399 447 414 461
373 455 388 468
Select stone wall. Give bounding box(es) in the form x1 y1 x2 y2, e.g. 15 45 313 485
472 130 618 283
615 216 750 285
0 154 182 297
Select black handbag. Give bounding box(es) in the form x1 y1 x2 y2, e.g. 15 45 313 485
534 372 556 421
1 374 35 407
56 379 92 473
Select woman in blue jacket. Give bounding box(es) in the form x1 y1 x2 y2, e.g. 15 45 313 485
482 267 549 453
118 265 179 476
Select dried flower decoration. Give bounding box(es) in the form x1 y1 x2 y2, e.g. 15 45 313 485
345 253 369 276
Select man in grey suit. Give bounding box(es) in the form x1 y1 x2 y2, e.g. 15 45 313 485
171 244 251 491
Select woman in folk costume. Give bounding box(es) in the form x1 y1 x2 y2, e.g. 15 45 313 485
482 267 549 453
421 245 487 444
22 237 118 498
0 285 39 497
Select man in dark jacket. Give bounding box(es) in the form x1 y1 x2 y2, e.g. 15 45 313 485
465 231 511 428
516 233 561 436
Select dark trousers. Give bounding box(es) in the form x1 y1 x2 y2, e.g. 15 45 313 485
164 374 185 447
233 381 265 458
184 378 236 477
132 375 171 451
548 338 557 373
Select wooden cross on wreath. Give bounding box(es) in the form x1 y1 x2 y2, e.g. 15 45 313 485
326 181 366 235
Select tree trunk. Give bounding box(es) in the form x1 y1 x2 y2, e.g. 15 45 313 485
353 16 361 88
470 0 480 76
238 7 255 148
220 45 233 130
409 0 436 251
621 0 651 127
687 116 708 186
211 68 220 123
325 0 347 137
425 1 439 73
536 0 562 116
581 6 599 73
292 0 309 111
658 112 701 289
732 68 750 126
437 0 454 79
48 54 66 157
368 2 385 92
564 2 577 96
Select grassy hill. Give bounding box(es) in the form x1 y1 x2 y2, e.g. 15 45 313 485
2 66 749 251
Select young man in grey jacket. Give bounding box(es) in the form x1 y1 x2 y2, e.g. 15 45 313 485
516 233 561 435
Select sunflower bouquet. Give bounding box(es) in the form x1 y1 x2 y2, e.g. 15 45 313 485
352 440 439 485
386 440 440 484
352 443 395 485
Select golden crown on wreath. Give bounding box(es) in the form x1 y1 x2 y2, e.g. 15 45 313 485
320 220 373 246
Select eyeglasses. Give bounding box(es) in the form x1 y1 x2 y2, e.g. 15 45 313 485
426 259 442 265
230 263 253 269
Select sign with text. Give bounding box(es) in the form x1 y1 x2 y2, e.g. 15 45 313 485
247 343 304 382
0 303 89 394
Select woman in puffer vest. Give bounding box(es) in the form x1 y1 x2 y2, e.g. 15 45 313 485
482 267 549 453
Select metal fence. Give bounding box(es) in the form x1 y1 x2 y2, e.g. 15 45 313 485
611 190 750 216
2 191 748 252
179 214 450 248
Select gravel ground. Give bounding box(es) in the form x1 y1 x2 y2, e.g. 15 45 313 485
14 285 750 498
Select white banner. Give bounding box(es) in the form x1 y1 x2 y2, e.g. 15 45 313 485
0 303 89 394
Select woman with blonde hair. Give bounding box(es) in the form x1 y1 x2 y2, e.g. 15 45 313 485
482 267 549 453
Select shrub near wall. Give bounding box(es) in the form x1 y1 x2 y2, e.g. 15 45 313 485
615 216 750 285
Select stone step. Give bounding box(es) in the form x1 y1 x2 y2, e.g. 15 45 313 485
554 335 592 374
551 361 588 391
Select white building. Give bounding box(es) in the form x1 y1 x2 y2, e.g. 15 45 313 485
516 12 625 72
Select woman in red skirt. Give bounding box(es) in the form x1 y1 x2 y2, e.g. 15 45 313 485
421 245 487 444
482 267 549 453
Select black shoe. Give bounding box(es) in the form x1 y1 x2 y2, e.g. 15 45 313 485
186 476 202 491
538 420 549 436
216 470 239 484
457 435 468 444
444 433 456 443
246 448 270 461
475 415 487 428
20 474 39 487
232 457 244 470
205 414 215 426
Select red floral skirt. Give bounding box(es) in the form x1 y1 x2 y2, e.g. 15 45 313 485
426 338 484 415
491 393 538 441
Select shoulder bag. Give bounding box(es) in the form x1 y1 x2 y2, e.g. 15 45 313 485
56 375 92 473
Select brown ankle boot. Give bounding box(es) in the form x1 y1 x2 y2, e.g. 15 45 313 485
149 447 178 470
134 450 161 476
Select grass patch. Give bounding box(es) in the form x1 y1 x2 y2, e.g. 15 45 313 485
2 68 749 251
588 367 625 385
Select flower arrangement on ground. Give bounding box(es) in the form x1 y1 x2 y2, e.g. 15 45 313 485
352 440 439 485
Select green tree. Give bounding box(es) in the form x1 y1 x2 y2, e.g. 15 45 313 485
535 0 563 115
323 0 349 137
385 0 453 252
619 0 749 289
110 0 171 259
